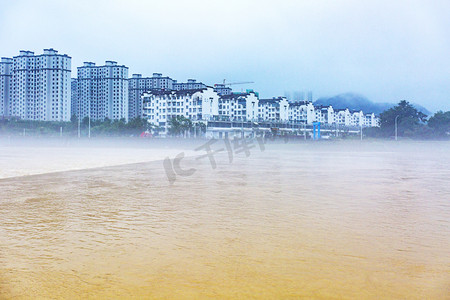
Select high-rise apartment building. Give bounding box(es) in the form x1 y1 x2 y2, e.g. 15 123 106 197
77 61 129 121
0 57 13 117
213 83 232 96
4 49 71 121
173 79 206 91
71 78 78 118
128 73 174 120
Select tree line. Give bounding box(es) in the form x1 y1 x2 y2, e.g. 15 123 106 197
0 116 148 137
364 100 449 139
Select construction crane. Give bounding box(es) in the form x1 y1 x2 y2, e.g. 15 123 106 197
215 79 255 87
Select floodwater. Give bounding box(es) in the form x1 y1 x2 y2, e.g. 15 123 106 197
0 139 449 299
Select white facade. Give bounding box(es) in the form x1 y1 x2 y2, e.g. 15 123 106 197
7 49 71 121
314 106 335 125
326 106 335 124
315 106 326 123
364 113 379 127
0 57 13 117
142 86 380 131
142 87 219 129
350 110 364 127
334 109 352 126
288 101 308 124
288 103 379 127
306 103 315 124
258 97 289 122
218 92 259 121
77 61 129 121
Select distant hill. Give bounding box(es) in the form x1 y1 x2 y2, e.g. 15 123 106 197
314 93 431 116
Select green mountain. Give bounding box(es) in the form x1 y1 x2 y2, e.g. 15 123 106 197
314 93 430 116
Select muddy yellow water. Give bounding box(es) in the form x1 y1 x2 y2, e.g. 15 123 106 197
0 141 449 299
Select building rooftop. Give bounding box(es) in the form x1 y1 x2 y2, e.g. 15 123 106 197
144 88 207 96
259 97 285 103
79 61 128 68
220 93 249 99
289 101 310 106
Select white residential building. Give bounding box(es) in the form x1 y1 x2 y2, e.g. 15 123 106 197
288 101 316 124
315 106 327 124
326 106 335 124
129 76 206 120
312 105 335 125
374 116 380 127
218 92 259 121
77 61 129 121
142 87 219 130
258 97 289 122
306 102 315 124
314 107 323 123
350 110 364 127
0 57 13 117
334 108 352 126
7 49 71 121
364 113 379 127
142 85 381 133
288 101 307 124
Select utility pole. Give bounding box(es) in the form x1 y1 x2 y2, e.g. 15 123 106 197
304 122 307 140
78 102 81 138
88 99 91 139
360 123 363 141
395 115 399 141
88 116 91 138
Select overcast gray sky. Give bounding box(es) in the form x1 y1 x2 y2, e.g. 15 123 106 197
1 0 449 111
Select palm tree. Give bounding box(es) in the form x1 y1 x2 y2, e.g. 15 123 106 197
168 116 192 137
193 122 206 138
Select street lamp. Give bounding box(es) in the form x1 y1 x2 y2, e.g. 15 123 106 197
77 98 81 138
88 99 91 139
360 123 363 141
395 115 399 141
304 121 307 140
